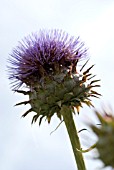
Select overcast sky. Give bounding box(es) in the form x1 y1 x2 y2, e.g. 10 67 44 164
0 0 114 170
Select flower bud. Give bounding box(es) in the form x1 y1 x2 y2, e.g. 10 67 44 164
91 109 114 168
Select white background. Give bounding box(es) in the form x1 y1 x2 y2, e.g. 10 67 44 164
0 0 114 170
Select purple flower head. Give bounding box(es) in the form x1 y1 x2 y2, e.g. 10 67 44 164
8 29 87 90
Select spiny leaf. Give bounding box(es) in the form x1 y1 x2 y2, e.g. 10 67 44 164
22 108 33 117
31 114 39 124
91 90 101 96
89 85 101 88
72 59 79 73
82 75 87 82
39 115 45 126
83 100 94 107
88 75 96 80
83 64 95 75
47 116 51 124
91 125 102 135
85 73 92 78
80 59 89 72
15 90 30 95
15 100 30 106
90 79 101 85
95 111 109 124
75 105 80 114
90 94 100 98
57 111 62 120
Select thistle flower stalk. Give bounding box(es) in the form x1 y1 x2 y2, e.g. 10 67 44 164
61 105 86 170
8 29 101 170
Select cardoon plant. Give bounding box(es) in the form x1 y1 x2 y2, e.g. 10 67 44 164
8 29 100 170
90 109 114 168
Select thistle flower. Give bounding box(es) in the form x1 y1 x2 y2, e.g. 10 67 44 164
8 29 101 170
8 29 100 124
91 109 114 168
9 30 87 89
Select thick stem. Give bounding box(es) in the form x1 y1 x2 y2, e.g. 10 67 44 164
61 105 86 170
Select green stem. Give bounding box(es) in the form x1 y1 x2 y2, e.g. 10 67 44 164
61 105 86 170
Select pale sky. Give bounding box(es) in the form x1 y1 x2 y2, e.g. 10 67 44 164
0 0 114 170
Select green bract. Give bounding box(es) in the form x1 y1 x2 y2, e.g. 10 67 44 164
91 110 114 168
16 62 100 125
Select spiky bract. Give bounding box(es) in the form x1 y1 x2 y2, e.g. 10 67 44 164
91 110 114 168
